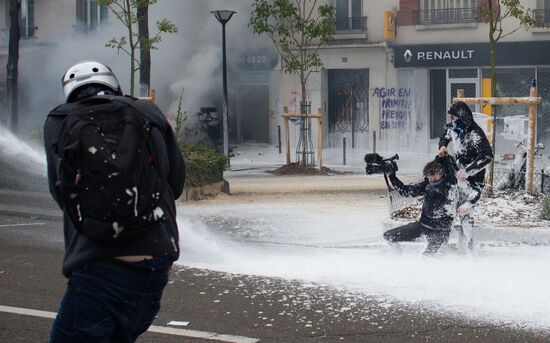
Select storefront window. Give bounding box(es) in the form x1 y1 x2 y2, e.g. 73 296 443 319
481 68 537 154
537 68 550 150
482 68 535 116
430 69 447 139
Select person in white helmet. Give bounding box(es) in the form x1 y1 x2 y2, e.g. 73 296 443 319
61 60 123 102
44 61 185 342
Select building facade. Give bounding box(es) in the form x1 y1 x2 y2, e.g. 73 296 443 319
268 0 550 158
2 0 550 155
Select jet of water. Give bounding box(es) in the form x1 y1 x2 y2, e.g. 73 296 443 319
0 125 46 176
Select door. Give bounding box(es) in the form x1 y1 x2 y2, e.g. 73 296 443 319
430 68 478 139
449 81 477 101
239 85 269 143
447 68 478 109
430 69 447 139
328 69 369 148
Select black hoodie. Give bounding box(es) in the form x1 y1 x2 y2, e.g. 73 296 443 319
439 101 493 187
44 95 185 277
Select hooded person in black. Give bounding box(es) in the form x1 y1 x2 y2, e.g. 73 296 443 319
438 101 493 252
383 156 458 255
45 61 185 342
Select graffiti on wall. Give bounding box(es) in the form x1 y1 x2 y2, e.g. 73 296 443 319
372 87 412 130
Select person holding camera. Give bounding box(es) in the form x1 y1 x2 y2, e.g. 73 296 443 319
438 101 493 252
383 156 457 255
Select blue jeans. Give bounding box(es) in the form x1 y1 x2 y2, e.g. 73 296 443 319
49 260 170 343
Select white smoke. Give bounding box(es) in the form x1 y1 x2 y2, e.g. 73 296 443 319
12 0 271 132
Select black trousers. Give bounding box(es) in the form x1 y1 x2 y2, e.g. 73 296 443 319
384 221 450 254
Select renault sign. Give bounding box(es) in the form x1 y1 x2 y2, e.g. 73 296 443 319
403 49 412 63
394 41 550 68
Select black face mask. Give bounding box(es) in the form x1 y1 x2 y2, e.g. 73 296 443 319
453 118 466 140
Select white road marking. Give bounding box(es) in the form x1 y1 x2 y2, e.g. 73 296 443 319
0 305 56 319
0 223 45 228
0 305 260 343
148 325 260 342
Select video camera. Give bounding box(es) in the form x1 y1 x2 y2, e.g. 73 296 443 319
364 153 399 175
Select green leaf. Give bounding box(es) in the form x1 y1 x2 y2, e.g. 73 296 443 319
157 18 178 33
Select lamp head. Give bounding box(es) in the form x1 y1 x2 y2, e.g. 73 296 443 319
211 10 236 24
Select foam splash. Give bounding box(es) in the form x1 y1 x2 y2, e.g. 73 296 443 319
0 125 46 175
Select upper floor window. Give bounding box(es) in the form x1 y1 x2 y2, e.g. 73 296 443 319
416 0 478 25
421 0 476 10
76 0 108 33
534 0 550 27
20 0 34 38
335 0 364 31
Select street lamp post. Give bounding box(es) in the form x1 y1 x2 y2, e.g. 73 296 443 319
211 10 236 167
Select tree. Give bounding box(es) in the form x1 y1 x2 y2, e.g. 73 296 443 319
479 0 534 192
137 3 150 95
6 0 21 131
249 0 335 167
98 0 177 96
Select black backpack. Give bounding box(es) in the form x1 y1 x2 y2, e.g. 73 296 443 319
54 96 166 242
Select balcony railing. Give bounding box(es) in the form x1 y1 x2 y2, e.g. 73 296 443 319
412 7 481 25
533 9 550 27
333 16 367 33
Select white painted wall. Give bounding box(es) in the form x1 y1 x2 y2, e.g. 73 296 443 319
34 0 76 42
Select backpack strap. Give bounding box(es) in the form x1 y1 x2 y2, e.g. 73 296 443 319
49 95 158 122
102 95 159 124
48 102 85 118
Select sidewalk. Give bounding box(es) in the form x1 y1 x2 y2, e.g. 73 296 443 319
228 142 434 176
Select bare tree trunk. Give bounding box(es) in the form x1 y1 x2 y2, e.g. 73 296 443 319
137 3 150 95
7 0 21 131
125 0 135 96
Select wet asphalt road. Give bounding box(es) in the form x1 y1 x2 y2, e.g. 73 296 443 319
0 189 548 343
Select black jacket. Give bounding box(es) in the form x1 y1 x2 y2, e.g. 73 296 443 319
439 103 493 187
44 95 185 277
388 156 457 231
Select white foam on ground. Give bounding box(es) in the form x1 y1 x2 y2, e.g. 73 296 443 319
177 197 550 332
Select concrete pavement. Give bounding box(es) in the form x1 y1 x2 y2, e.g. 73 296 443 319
0 182 549 342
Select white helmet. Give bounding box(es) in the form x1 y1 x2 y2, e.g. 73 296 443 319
62 60 121 101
